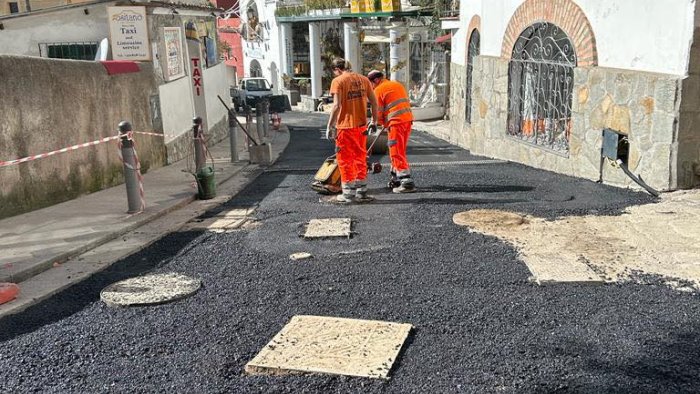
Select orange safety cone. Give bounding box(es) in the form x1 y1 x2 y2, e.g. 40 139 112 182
0 282 19 305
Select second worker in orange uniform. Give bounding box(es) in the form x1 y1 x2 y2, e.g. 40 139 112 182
327 58 379 203
367 70 416 193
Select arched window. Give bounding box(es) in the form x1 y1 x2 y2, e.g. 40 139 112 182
465 28 480 124
507 22 575 154
250 59 262 77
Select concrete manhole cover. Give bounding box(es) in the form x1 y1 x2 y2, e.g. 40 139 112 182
245 315 412 379
453 209 528 230
181 207 255 232
100 273 201 307
304 218 352 238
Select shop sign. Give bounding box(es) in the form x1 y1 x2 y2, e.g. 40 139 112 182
108 6 150 61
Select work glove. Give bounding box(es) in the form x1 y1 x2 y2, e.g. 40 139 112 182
325 126 337 140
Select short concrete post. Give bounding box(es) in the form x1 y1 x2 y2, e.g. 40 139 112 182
228 109 239 162
118 121 142 214
255 102 264 143
193 117 206 171
262 98 270 138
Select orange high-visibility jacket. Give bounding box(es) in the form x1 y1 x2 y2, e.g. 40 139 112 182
374 79 414 127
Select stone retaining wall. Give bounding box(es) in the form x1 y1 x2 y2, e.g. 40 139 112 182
443 55 685 191
0 56 166 219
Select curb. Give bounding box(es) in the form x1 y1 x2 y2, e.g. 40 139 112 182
0 166 244 285
1 126 290 286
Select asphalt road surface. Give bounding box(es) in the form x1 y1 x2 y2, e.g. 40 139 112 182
2 112 699 393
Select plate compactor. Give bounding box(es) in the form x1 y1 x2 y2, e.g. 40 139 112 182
311 125 384 195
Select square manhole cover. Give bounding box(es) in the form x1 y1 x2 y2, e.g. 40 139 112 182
245 315 412 379
304 218 352 238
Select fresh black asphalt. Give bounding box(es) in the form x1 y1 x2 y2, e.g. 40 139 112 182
2 112 699 393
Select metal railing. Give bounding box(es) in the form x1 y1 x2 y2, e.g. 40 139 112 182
506 22 576 154
38 42 99 61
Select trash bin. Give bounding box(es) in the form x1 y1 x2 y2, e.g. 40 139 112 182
196 166 216 200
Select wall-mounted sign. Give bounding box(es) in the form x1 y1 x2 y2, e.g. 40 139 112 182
108 6 150 61
163 27 185 81
244 45 264 59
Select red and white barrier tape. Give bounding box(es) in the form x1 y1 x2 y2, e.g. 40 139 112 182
0 131 176 168
0 135 122 168
133 131 177 138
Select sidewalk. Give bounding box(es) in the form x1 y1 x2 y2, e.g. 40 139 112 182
0 121 289 315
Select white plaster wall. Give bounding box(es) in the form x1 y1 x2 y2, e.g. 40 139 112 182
159 63 228 141
159 76 194 142
203 63 230 128
0 3 111 57
241 0 282 90
450 1 483 66
451 0 695 75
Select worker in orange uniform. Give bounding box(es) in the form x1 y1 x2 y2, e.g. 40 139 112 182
367 70 416 193
326 58 379 203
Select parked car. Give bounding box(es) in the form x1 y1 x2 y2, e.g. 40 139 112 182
230 77 274 112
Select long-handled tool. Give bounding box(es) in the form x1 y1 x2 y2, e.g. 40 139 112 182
217 95 260 146
366 125 385 174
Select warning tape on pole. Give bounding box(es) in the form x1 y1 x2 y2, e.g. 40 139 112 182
0 135 122 168
0 131 175 168
117 133 146 213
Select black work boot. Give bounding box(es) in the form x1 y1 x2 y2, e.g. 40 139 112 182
392 177 416 193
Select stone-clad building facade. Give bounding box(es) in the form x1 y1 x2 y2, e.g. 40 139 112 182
441 0 700 191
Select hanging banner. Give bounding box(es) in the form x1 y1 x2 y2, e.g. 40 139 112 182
163 27 185 81
108 6 151 61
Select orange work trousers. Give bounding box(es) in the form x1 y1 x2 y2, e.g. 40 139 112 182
387 121 412 176
335 126 368 185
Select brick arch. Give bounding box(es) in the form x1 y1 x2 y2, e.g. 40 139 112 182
501 0 597 67
464 15 481 65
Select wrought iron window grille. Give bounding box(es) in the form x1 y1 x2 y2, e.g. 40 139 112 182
506 22 576 154
38 42 100 61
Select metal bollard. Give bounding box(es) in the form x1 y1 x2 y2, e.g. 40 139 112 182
244 105 253 149
228 109 239 162
118 121 142 214
255 102 265 143
192 117 206 171
262 99 270 138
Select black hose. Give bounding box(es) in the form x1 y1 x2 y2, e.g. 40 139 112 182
617 160 660 197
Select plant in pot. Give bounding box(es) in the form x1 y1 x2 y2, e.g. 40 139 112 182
297 78 311 95
282 73 293 89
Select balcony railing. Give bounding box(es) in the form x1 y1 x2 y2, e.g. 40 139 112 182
437 0 458 18
275 0 347 17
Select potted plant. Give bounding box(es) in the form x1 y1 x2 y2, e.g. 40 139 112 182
282 73 293 89
297 78 311 95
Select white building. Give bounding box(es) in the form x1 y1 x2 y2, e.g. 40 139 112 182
439 0 700 191
240 0 451 115
0 0 232 162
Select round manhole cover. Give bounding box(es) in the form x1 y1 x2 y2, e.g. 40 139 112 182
100 273 201 307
